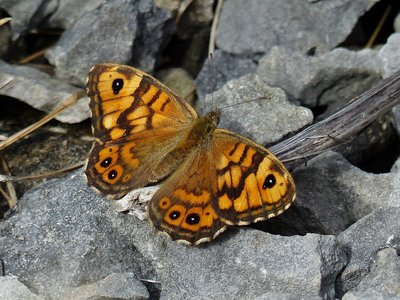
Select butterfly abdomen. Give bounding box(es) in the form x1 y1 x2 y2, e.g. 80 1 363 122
150 112 220 180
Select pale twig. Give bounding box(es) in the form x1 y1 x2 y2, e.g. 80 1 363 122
0 186 13 206
0 17 11 27
139 278 161 284
208 0 224 55
365 5 391 48
18 45 53 64
0 77 14 89
0 162 83 183
0 157 17 208
175 0 195 24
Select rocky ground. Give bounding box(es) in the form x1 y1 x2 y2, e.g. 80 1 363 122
0 0 400 299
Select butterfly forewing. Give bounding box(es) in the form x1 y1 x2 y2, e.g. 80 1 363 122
86 63 197 141
85 64 197 198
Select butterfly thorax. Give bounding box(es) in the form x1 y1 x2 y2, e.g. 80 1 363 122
183 111 220 150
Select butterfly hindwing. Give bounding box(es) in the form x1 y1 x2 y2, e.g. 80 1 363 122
86 63 197 140
85 63 197 198
148 149 227 245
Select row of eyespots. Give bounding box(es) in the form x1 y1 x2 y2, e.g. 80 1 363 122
94 146 130 184
159 197 215 231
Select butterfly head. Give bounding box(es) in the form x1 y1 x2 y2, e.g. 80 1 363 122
204 110 221 128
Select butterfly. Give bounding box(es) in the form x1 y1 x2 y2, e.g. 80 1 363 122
84 63 296 245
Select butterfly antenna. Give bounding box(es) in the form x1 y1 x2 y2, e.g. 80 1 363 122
208 52 216 112
218 96 268 111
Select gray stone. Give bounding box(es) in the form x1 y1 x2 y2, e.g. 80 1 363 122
391 155 400 173
45 0 174 85
393 105 400 138
335 114 395 167
395 12 400 32
290 152 353 235
154 232 346 300
378 33 400 79
0 171 154 299
0 169 347 299
278 151 400 235
198 73 313 145
254 292 321 300
175 0 214 75
176 0 214 39
195 49 257 101
180 27 210 75
157 67 196 106
0 17 11 57
374 33 400 150
0 0 46 40
313 151 398 219
0 61 89 123
216 0 379 56
0 275 44 300
337 207 400 296
0 68 12 88
62 272 149 300
389 165 400 208
257 47 381 107
287 151 400 235
343 293 399 300
42 0 105 29
342 248 400 300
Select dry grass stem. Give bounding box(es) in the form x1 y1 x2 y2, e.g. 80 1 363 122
271 70 400 169
18 46 54 64
0 157 17 207
208 0 224 55
176 0 195 23
0 162 83 183
0 17 11 27
0 90 86 151
365 5 391 48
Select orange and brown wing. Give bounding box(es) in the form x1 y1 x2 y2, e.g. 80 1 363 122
211 129 295 225
148 149 227 245
85 63 197 199
86 63 197 141
147 128 295 245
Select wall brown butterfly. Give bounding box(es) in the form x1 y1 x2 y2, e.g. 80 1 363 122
85 63 295 245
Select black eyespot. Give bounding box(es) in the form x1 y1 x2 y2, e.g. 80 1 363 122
186 213 200 225
100 157 112 168
112 78 124 95
108 170 118 180
169 211 181 220
263 174 276 189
